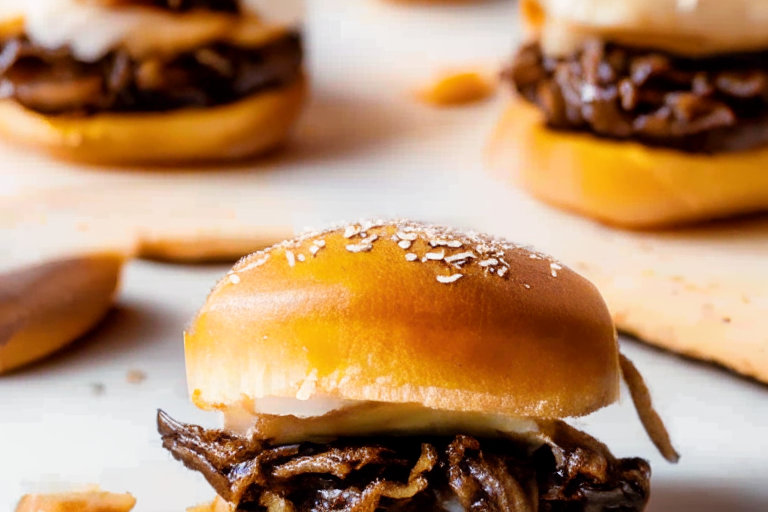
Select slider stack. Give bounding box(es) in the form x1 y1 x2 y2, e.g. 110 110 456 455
501 0 768 228
0 0 306 164
159 220 678 512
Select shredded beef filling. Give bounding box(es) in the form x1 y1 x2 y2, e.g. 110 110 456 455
507 40 768 153
157 411 650 512
0 32 302 116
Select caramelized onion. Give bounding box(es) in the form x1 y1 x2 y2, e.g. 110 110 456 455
620 353 681 463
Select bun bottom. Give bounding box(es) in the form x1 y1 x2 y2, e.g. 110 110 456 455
0 75 307 166
490 101 768 229
0 255 123 374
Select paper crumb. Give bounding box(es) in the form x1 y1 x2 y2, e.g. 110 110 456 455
126 370 146 385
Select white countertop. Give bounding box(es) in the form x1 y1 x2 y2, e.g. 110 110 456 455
1 0 767 510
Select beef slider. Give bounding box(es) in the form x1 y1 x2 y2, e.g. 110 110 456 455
0 1 307 164
158 220 679 512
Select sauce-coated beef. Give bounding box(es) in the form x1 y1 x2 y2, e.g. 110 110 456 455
157 411 650 512
0 32 302 115
508 40 768 153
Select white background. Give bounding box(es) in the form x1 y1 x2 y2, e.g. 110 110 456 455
1 0 767 510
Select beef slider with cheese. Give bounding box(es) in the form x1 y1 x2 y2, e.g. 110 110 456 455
158 220 679 512
0 0 305 164
498 0 768 228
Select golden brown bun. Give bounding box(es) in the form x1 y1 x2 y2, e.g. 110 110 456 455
0 75 306 165
185 220 621 419
0 254 124 374
490 101 768 229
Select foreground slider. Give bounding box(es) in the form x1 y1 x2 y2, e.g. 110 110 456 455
158 219 678 512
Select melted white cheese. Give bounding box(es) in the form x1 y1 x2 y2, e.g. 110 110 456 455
531 0 768 56
255 395 357 418
0 0 304 62
222 398 540 445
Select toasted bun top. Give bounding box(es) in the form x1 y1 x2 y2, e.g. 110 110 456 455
185 220 620 420
523 0 768 56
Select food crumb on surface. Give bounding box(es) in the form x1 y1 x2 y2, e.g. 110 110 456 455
90 383 105 395
416 69 496 107
14 489 136 512
126 370 147 385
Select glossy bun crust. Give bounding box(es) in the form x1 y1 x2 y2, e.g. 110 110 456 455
491 101 768 229
185 220 620 419
0 75 306 165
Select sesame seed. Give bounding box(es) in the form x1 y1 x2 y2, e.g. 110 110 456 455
391 234 400 242
444 252 476 264
437 274 463 284
238 254 270 272
295 369 318 400
550 262 562 277
398 240 412 250
313 240 326 247
530 254 540 259
405 253 418 262
447 240 463 248
425 251 445 261
397 232 418 241
344 226 360 238
286 251 296 267
497 267 508 277
346 243 373 253
479 258 499 267
309 245 320 256
524 284 531 289
229 274 241 284
297 254 306 262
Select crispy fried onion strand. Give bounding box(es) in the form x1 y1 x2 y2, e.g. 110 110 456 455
620 353 681 463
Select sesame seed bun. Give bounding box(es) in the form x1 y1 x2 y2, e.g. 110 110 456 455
0 75 307 165
490 101 768 229
185 219 621 420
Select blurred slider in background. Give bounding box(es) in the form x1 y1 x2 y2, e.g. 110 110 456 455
0 0 306 164
499 0 768 229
